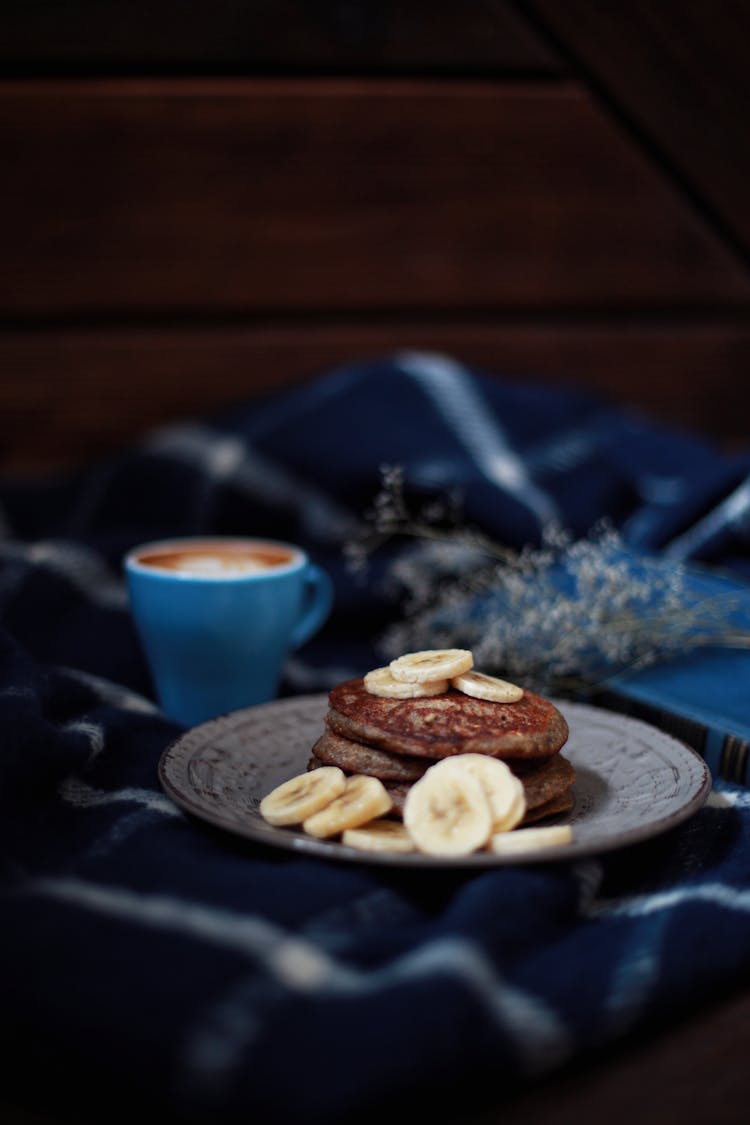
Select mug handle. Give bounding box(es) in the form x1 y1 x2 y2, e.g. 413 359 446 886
290 563 334 649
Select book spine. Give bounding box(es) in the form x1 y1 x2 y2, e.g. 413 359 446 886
594 690 750 787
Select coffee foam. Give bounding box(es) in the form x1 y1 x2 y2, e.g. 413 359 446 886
173 554 273 577
134 541 297 577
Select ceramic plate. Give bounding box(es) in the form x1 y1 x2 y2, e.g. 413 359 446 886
158 694 712 866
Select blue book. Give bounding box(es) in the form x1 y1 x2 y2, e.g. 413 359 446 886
594 567 750 785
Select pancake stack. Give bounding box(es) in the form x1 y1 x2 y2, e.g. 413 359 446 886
309 651 575 828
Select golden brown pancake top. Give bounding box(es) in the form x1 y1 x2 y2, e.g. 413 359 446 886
327 678 568 760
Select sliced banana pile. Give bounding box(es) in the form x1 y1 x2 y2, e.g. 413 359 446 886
259 765 398 842
404 754 544 857
364 649 524 702
259 753 571 858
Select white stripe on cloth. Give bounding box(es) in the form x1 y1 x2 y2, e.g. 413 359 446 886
601 912 669 1037
0 539 127 609
142 424 246 482
58 776 180 817
88 809 179 858
663 476 750 560
0 684 36 701
525 427 602 477
28 876 571 1077
586 882 750 921
398 352 560 528
59 667 160 716
571 860 604 915
59 720 106 762
707 787 750 811
143 423 358 543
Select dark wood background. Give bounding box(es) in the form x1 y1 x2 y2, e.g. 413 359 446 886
2 1 750 473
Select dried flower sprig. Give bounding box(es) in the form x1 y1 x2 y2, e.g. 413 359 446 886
344 464 517 573
347 466 750 695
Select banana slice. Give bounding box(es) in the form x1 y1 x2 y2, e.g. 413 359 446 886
403 758 492 857
389 649 474 684
438 754 526 832
452 669 523 703
259 766 346 827
488 824 573 855
364 666 449 699
342 819 415 853
491 778 526 832
303 774 393 838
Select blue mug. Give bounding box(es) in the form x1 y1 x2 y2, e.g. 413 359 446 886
124 537 333 726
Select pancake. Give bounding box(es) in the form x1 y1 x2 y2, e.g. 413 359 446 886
327 678 568 761
522 790 574 824
515 753 575 810
308 743 575 822
312 728 574 800
311 729 428 782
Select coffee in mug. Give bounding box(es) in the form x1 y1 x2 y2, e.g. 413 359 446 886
134 541 296 577
124 537 333 726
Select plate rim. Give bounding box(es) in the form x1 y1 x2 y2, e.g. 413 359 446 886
158 693 712 867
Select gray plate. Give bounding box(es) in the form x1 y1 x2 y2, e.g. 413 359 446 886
158 694 712 866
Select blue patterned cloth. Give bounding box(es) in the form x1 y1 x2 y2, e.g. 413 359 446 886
2 353 750 1124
